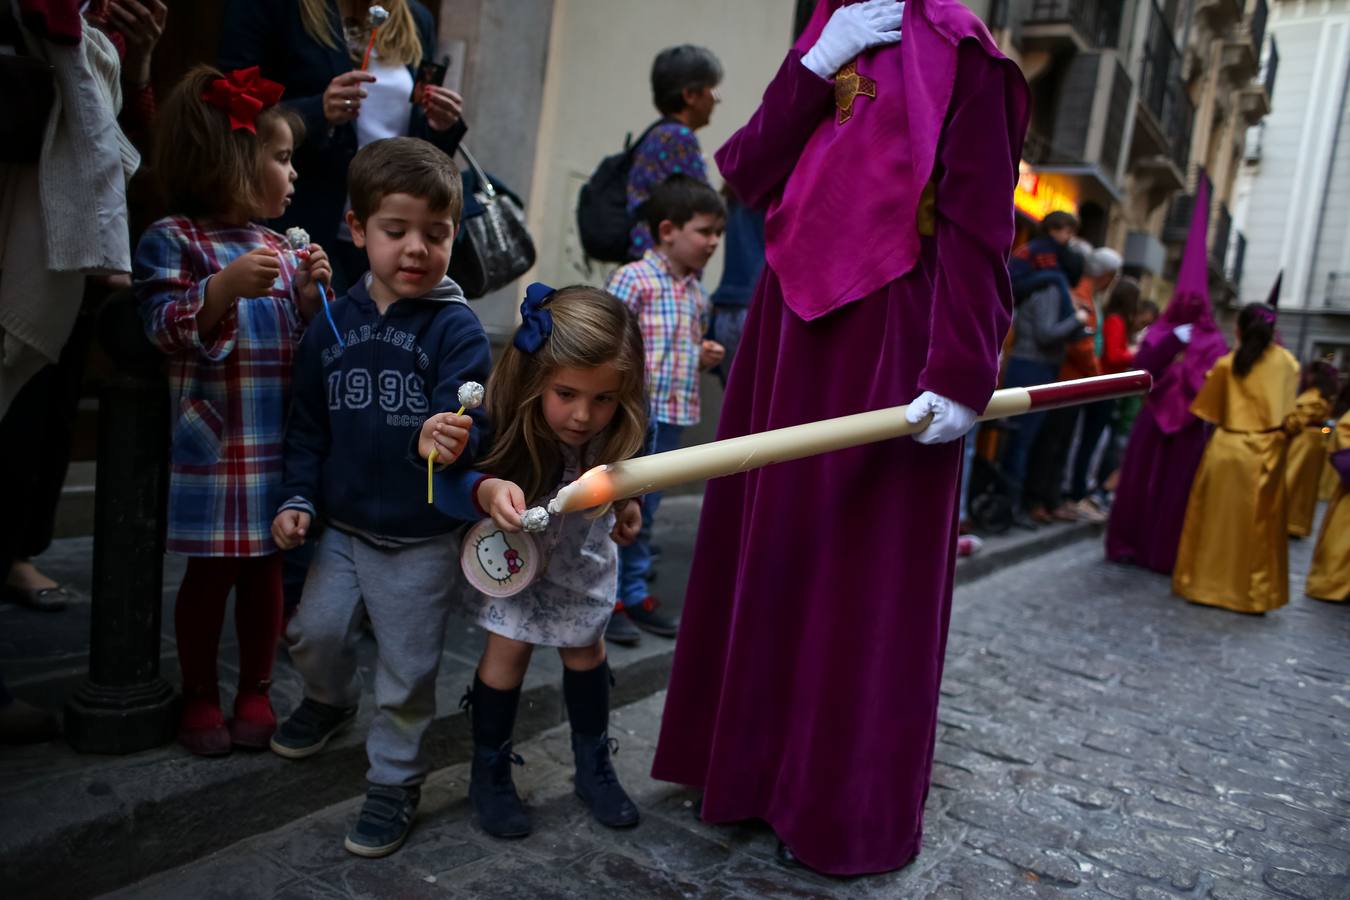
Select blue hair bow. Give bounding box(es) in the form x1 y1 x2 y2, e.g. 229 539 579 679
514 282 556 353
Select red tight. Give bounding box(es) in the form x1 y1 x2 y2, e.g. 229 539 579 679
175 555 283 705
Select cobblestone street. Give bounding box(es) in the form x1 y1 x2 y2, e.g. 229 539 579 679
106 532 1350 899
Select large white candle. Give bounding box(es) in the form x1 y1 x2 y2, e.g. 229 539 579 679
548 371 1151 515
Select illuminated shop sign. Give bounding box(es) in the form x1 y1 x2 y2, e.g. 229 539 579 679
1014 162 1079 220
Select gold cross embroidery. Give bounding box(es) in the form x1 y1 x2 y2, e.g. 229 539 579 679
834 60 876 125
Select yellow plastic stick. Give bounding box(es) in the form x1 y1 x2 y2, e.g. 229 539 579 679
427 449 437 505
426 406 467 504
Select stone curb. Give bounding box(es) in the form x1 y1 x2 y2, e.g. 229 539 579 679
1 520 1099 900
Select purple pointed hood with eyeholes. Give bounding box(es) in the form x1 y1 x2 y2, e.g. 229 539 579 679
1142 174 1229 434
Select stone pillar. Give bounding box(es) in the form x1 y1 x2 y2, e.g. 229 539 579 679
64 291 176 754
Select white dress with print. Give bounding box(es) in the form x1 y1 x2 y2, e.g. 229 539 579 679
469 449 617 647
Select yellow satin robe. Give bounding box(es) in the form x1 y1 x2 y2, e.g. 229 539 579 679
1307 413 1350 602
1286 389 1332 537
1173 346 1300 613
1319 455 1340 501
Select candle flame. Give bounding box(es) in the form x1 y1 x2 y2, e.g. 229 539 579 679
1324 427 1334 434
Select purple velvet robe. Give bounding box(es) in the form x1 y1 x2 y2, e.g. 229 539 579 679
1104 333 1215 574
649 31 1028 875
1105 175 1228 574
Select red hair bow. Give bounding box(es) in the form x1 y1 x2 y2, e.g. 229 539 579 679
202 67 285 134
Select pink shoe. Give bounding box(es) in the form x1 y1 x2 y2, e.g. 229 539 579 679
178 695 231 757
229 686 277 750
957 535 984 557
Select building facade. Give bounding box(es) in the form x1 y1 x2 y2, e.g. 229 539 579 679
1232 0 1350 367
982 0 1274 311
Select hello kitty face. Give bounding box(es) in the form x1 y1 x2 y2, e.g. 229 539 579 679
475 529 524 585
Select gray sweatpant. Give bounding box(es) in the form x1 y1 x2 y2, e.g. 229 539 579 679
285 526 459 787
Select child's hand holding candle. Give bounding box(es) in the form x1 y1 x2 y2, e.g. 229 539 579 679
476 478 528 532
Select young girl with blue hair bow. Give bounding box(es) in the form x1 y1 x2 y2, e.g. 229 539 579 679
446 283 650 838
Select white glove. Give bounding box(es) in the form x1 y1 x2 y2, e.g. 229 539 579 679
801 0 905 79
905 391 978 445
1173 323 1194 344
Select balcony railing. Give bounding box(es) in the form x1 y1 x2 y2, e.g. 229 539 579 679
1162 174 1217 248
1229 231 1247 289
1249 0 1269 63
1210 203 1233 274
1328 272 1350 308
1140 0 1190 168
1024 0 1123 48
1261 35 1279 100
1168 82 1194 170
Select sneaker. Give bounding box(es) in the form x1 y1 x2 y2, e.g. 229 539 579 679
469 741 532 838
604 608 642 647
572 732 639 828
344 784 420 858
956 535 984 557
1075 498 1107 524
1051 503 1080 523
625 597 678 638
270 698 357 759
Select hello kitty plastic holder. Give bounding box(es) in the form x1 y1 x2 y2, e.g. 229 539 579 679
461 518 540 598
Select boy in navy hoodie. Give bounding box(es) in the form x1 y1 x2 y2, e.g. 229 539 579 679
268 137 491 859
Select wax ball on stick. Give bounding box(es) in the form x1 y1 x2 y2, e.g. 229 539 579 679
521 507 549 533
284 227 310 253
456 381 485 416
428 381 485 505
285 227 343 350
361 5 390 71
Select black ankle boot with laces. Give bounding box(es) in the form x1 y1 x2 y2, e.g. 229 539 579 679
571 731 639 827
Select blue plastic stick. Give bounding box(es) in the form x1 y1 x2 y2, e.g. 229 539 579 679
318 281 344 349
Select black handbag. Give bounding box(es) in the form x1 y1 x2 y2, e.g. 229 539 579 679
449 145 536 299
0 25 57 165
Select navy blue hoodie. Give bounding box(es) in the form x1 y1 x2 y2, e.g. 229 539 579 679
280 274 492 538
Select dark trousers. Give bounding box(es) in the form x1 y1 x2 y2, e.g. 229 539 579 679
1024 406 1077 511
999 358 1059 509
0 310 94 578
1068 399 1115 501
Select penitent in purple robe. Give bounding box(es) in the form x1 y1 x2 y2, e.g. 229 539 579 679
650 1 1029 877
1105 175 1228 574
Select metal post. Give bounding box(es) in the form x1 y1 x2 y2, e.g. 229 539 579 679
64 291 176 753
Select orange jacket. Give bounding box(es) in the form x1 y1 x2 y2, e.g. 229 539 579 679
1058 278 1101 381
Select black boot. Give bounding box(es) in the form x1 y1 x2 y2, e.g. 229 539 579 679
564 662 639 828
462 676 531 838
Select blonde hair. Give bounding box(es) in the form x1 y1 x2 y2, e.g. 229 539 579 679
479 287 648 506
299 0 424 68
155 66 305 219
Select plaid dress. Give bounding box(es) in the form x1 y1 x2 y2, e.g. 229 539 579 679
134 216 304 557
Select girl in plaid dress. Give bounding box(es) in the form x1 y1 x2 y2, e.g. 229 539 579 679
134 67 331 756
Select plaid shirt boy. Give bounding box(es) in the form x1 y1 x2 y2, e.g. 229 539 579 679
135 216 304 557
606 249 709 427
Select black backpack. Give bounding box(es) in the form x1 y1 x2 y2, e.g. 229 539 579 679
576 120 664 263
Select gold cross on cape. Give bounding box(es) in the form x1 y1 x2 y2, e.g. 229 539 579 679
834 60 875 125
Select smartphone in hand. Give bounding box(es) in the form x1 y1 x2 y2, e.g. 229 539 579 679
411 56 449 104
